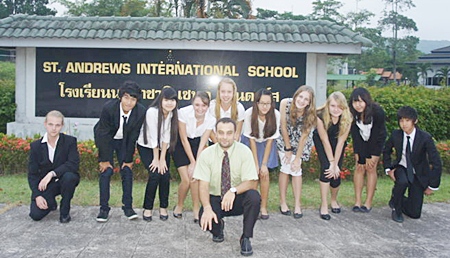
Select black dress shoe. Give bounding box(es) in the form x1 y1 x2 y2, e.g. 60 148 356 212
160 214 169 221
212 219 225 243
240 236 253 256
60 214 71 223
279 206 291 216
392 210 404 223
173 206 182 219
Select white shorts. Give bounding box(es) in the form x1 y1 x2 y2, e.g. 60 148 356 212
278 152 303 177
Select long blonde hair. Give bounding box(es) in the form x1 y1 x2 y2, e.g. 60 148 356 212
215 78 238 121
317 91 352 138
289 85 316 134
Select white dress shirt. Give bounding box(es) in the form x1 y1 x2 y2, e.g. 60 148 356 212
178 105 216 139
137 107 173 149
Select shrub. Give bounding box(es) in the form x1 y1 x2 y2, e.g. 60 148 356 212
3 134 447 180
341 85 450 141
0 80 16 134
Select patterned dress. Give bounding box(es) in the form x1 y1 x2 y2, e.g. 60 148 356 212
276 98 314 161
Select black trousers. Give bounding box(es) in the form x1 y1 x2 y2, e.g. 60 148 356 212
137 145 171 210
29 172 80 220
99 139 134 211
391 166 424 219
199 189 261 238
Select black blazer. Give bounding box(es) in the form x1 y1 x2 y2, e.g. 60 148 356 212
383 128 442 189
94 99 146 163
351 104 387 163
28 133 80 200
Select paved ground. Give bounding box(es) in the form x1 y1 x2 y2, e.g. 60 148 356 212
1 203 450 258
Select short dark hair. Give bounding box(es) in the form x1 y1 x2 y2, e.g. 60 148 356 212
216 117 236 132
119 80 141 100
397 106 418 122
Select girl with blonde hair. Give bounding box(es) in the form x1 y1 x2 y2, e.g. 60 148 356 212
313 91 352 220
209 78 245 141
276 85 316 219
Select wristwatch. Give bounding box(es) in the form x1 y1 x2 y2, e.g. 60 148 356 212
230 187 237 194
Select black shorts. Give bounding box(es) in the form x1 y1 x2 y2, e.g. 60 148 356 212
172 136 201 168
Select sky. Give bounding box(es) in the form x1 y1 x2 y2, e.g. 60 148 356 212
253 0 449 41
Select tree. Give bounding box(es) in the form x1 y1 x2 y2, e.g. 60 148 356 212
415 63 433 86
256 8 306 20
310 0 344 23
435 66 450 87
0 0 56 19
208 0 252 19
58 0 174 17
379 0 418 85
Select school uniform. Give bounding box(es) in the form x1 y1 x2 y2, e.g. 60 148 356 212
241 107 280 169
94 99 146 212
28 133 80 220
137 107 173 210
351 104 387 164
173 105 216 167
383 127 442 219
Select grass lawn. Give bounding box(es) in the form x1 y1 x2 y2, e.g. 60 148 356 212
1 173 449 212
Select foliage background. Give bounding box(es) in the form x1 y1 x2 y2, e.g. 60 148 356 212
0 61 16 134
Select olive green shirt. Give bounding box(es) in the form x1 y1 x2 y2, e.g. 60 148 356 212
193 142 258 196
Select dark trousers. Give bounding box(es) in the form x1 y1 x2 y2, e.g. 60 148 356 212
29 172 80 220
199 189 261 238
391 166 424 219
99 139 134 211
137 145 171 210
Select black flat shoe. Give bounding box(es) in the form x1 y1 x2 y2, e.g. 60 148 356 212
293 213 303 219
173 205 182 219
320 213 331 220
143 211 152 222
260 214 270 220
160 214 169 221
352 206 362 212
360 206 372 213
331 207 341 214
279 206 292 216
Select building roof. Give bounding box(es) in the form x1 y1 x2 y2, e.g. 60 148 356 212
409 45 450 65
0 15 372 48
327 74 381 81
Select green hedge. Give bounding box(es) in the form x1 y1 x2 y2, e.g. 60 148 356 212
340 85 450 141
1 134 449 180
0 61 16 134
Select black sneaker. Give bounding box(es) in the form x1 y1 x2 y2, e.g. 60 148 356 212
123 208 138 220
240 236 253 256
96 209 109 223
212 219 225 243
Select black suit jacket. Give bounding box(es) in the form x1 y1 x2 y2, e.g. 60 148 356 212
94 99 146 163
383 128 442 189
28 133 80 200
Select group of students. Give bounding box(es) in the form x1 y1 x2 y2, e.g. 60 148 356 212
28 78 442 228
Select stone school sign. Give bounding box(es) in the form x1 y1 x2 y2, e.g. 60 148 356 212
0 15 371 140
